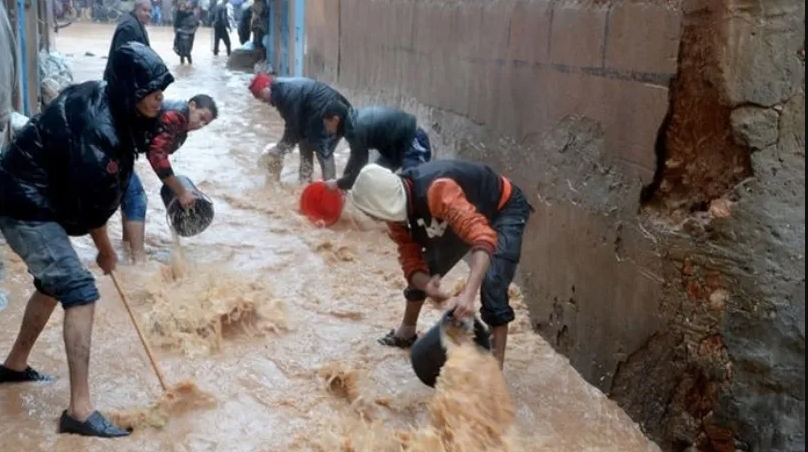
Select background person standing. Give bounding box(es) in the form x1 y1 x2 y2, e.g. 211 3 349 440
212 0 231 56
103 0 151 81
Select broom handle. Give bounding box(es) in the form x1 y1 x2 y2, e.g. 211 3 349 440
110 271 168 391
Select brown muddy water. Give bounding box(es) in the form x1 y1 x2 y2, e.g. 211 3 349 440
0 24 660 451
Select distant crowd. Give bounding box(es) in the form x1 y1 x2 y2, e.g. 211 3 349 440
54 0 266 30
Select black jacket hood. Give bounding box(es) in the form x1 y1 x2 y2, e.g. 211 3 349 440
0 41 175 235
106 41 174 125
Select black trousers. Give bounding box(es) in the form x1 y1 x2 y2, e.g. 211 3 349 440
213 25 231 56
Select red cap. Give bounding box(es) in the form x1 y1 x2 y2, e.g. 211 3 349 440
249 73 272 98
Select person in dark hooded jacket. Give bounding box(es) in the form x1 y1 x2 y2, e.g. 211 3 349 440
237 2 252 45
103 0 152 81
249 73 351 182
320 103 433 191
0 41 174 438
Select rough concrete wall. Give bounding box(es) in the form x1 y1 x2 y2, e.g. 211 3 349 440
304 0 806 450
628 1 805 451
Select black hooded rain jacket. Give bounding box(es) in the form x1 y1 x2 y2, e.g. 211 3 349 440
0 42 174 236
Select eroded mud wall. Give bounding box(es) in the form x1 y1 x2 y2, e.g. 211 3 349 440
304 0 806 450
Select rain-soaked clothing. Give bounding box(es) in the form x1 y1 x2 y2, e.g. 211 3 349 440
173 9 199 61
104 12 151 81
336 107 432 191
389 160 532 327
0 42 174 307
120 99 190 221
270 76 351 161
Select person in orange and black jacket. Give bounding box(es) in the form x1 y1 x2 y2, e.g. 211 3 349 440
344 160 533 368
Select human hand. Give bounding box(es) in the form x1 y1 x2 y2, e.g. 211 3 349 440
178 191 197 209
424 275 452 303
96 250 118 275
450 292 476 319
324 179 339 191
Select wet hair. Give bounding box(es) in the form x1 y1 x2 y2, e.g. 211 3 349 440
322 100 349 121
189 94 218 119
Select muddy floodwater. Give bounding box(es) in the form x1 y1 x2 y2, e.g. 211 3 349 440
0 24 660 451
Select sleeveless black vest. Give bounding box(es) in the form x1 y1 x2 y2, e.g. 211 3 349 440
400 160 504 250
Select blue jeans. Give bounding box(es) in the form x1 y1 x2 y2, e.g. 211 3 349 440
402 127 432 169
376 127 433 171
0 217 99 308
120 172 148 222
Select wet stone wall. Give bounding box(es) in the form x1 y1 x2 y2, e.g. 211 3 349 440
303 0 806 450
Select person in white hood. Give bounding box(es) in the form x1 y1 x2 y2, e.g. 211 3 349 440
347 160 533 368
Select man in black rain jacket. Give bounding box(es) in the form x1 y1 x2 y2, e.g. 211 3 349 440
0 42 174 438
103 0 152 81
249 73 351 182
320 103 433 191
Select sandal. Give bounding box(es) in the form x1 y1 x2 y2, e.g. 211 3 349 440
377 329 418 349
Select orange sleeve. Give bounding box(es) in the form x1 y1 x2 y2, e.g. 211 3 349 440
388 223 429 283
426 178 497 255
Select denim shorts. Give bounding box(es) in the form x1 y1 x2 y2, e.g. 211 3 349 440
0 216 99 308
120 172 148 222
402 186 532 327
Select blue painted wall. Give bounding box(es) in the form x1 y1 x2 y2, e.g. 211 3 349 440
278 0 289 76
264 0 274 68
16 0 28 116
292 0 304 76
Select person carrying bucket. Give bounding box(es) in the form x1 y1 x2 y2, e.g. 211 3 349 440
0 42 174 437
248 73 351 183
320 102 433 192
344 161 533 369
121 94 219 262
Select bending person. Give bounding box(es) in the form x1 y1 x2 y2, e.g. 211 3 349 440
121 94 219 262
249 73 351 183
0 42 173 437
344 161 532 368
321 102 432 192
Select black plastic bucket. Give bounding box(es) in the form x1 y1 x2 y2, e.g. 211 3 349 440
160 175 215 237
410 309 492 388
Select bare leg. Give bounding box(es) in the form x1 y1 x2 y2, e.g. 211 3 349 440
491 324 508 369
3 291 58 371
121 212 129 243
63 303 95 421
395 300 425 338
122 220 146 263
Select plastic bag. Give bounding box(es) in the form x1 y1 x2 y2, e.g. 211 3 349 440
38 50 74 106
10 111 29 133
